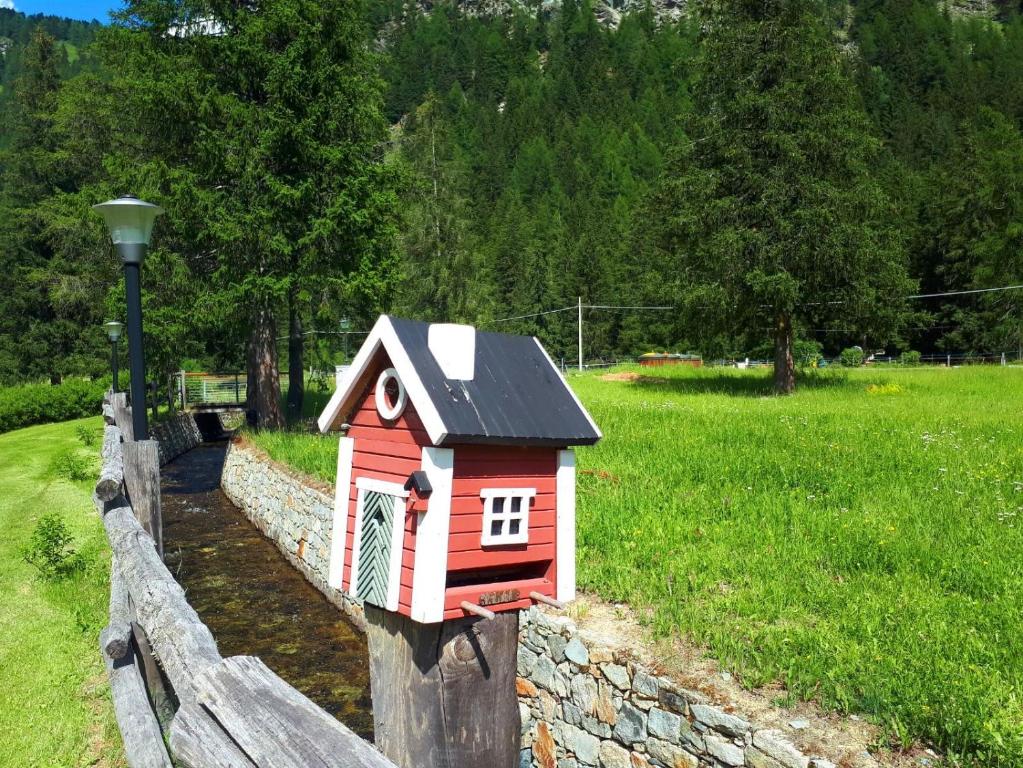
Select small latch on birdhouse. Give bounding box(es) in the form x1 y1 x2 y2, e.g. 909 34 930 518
404 470 433 498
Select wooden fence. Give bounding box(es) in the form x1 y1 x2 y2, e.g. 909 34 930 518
95 392 396 768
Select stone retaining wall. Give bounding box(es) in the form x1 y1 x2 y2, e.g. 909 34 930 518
516 609 829 768
220 439 366 629
151 412 204 465
220 441 826 768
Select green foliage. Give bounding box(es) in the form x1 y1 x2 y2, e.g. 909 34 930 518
794 339 824 367
74 423 97 448
22 512 85 579
48 449 92 483
840 346 865 367
900 349 922 366
646 0 912 390
0 379 106 434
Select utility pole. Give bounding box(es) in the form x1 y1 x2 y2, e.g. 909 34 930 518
578 296 583 372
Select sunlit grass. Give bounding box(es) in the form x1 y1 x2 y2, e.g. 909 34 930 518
573 365 1023 765
0 418 123 767
256 364 1023 765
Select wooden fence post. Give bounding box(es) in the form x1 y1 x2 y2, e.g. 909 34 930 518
123 440 163 558
364 605 520 768
111 392 134 442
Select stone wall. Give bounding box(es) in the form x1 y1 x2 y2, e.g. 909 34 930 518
516 609 828 768
220 439 366 629
151 412 204 465
221 441 827 768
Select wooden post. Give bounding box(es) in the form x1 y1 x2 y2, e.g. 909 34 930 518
102 505 222 702
95 425 125 503
364 605 520 768
123 440 163 558
111 392 134 442
100 558 133 660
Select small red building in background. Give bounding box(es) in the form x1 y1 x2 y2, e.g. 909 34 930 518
318 316 601 624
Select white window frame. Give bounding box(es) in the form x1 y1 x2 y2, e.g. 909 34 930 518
480 488 535 546
375 367 407 421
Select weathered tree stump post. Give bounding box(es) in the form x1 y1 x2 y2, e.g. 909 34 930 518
111 392 134 442
123 440 163 558
364 605 520 768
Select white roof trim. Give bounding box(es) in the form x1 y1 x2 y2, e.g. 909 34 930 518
532 337 603 440
317 315 449 444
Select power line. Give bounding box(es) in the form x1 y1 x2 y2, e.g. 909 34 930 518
907 284 1023 299
490 306 577 323
490 303 674 324
587 304 675 310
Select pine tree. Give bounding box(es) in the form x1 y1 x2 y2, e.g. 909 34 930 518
650 0 913 392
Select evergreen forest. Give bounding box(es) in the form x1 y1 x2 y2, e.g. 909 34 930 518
1 0 1022 403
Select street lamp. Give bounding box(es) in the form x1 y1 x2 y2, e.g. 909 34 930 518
93 196 165 441
104 321 124 392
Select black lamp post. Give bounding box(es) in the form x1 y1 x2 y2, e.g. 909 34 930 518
93 196 165 441
103 321 124 391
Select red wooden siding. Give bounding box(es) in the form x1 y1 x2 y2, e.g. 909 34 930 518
341 351 429 610
444 445 560 617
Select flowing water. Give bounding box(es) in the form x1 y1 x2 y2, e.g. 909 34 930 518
160 441 373 739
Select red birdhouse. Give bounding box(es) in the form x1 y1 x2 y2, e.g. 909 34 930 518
317 315 601 623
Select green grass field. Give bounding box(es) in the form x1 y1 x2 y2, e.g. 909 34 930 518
257 365 1023 766
0 418 123 767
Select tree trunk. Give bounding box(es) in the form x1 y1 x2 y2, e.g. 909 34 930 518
286 291 304 424
773 313 795 394
248 305 285 429
245 329 258 418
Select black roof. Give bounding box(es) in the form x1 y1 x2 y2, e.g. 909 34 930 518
388 317 600 447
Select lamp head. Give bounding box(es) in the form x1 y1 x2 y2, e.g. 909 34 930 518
93 196 165 264
104 321 124 342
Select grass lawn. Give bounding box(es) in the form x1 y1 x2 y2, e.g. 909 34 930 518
0 418 124 767
259 365 1023 766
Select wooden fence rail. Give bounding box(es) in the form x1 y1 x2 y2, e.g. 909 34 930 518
95 392 398 768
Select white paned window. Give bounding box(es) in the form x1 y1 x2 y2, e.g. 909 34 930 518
480 488 535 546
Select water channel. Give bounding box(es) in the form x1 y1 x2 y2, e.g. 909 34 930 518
160 440 373 739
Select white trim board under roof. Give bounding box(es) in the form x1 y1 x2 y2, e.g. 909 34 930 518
317 315 602 447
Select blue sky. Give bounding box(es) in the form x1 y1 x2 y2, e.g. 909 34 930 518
1 1 118 23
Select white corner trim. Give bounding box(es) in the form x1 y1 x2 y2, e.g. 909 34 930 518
556 450 576 603
328 436 355 591
355 476 410 498
410 447 454 624
428 323 476 380
532 337 603 439
316 315 449 445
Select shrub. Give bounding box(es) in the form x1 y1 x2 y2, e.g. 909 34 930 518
839 347 864 367
794 339 823 367
22 513 85 580
0 379 106 434
900 350 922 366
75 424 98 448
49 450 93 483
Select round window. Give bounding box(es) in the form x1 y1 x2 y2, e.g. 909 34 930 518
375 368 407 421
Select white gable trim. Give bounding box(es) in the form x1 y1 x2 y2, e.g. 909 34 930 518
532 337 603 439
556 449 576 603
410 447 454 624
317 315 448 444
327 436 355 592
